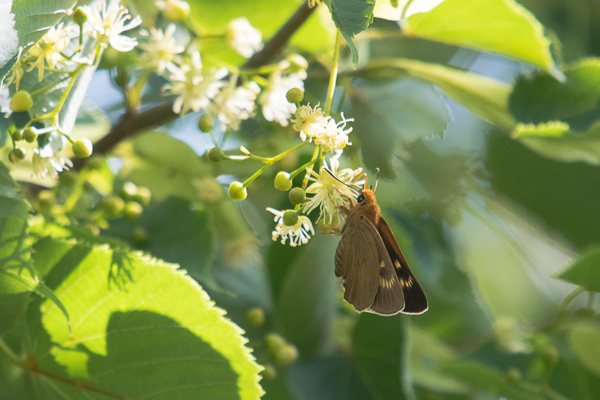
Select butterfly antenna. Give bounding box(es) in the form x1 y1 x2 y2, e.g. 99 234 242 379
324 168 360 194
373 168 380 192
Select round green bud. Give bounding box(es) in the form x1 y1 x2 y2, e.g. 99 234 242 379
100 195 125 216
72 7 88 25
288 187 306 205
246 307 266 327
265 333 287 355
37 190 55 210
261 364 277 380
23 127 37 143
72 138 93 158
282 210 299 226
198 114 214 132
121 181 138 199
162 0 191 21
10 90 33 112
274 344 299 366
286 87 304 104
207 147 226 162
124 201 143 220
132 226 149 245
228 181 247 201
8 148 25 163
274 171 293 191
12 129 23 141
133 186 152 206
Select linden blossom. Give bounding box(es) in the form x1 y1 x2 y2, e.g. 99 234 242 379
139 24 185 74
266 208 315 247
209 79 261 131
84 0 142 52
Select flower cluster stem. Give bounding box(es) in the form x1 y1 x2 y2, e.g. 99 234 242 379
324 30 342 116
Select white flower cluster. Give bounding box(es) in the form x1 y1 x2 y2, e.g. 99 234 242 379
292 105 353 154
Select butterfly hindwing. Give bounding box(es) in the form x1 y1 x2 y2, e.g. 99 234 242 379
377 217 428 314
336 213 404 314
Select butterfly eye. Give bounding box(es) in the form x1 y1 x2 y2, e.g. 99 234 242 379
356 193 365 203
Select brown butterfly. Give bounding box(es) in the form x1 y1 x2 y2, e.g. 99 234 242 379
335 182 428 316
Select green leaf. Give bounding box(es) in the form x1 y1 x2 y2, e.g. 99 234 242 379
276 234 338 356
187 0 334 64
349 78 449 176
509 59 600 130
1 0 77 79
352 313 410 399
557 248 600 292
325 0 375 63
511 121 600 165
360 58 515 130
117 132 211 201
21 237 263 399
405 0 557 73
568 322 600 377
0 162 29 267
108 197 216 286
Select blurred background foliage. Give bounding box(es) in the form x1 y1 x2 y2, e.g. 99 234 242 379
2 0 600 399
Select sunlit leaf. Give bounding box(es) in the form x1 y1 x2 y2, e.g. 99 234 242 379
325 0 375 63
405 0 557 73
568 322 600 377
558 248 600 292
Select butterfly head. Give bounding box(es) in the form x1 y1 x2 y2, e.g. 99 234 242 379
356 189 377 205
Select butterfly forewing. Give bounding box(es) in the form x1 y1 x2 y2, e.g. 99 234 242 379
336 213 405 314
377 217 428 314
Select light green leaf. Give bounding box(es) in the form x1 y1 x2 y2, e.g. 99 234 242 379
568 322 600 377
0 162 29 267
357 58 515 130
21 237 263 399
1 0 77 79
116 132 211 201
276 234 338 356
350 78 449 176
557 248 600 292
512 121 600 165
405 0 557 73
325 0 375 63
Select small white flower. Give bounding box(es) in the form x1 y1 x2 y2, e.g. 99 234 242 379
303 156 363 231
260 72 305 126
85 0 142 52
291 104 328 142
210 80 260 131
267 208 315 247
164 51 227 114
25 23 74 80
0 84 11 118
313 114 353 153
32 132 73 178
139 24 185 74
226 17 263 58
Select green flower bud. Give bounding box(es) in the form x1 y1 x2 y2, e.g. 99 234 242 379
124 201 143 220
23 127 37 143
265 333 287 355
288 187 306 205
100 195 125 216
207 147 226 162
274 171 292 191
8 148 25 163
282 210 299 226
133 186 152 206
228 181 247 201
72 138 93 158
198 114 214 132
72 6 88 25
37 190 54 210
132 226 149 245
274 344 298 366
12 129 23 141
246 307 266 327
286 87 304 104
261 364 277 380
121 181 138 199
162 0 190 21
10 90 33 112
